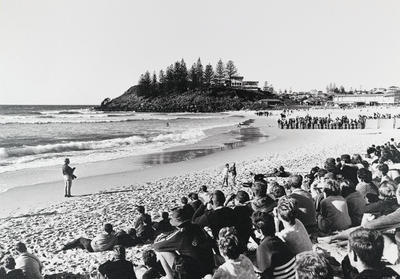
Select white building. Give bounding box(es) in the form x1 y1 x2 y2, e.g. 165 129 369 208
333 90 400 105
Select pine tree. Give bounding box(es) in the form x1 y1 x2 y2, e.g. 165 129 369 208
225 60 237 79
189 64 198 89
151 71 158 95
196 58 204 88
165 65 174 91
215 59 226 85
159 70 166 93
204 64 214 87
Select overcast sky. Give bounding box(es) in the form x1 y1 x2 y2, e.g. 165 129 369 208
1 0 399 105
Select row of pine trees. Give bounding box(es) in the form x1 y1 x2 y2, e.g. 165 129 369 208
137 58 238 96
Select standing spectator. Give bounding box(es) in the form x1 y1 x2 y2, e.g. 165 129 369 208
274 197 312 255
98 245 136 279
230 163 237 188
62 158 76 197
14 242 43 279
252 211 296 279
222 163 230 187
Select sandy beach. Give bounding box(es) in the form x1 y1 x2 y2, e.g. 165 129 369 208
1 111 400 277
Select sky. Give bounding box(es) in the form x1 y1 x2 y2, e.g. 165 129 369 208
0 0 399 105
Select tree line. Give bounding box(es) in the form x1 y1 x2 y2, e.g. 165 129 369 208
137 58 239 96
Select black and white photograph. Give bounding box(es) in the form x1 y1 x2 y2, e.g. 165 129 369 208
1 1 400 278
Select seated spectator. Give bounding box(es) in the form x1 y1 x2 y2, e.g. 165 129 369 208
318 179 352 233
288 175 317 233
154 212 174 235
188 192 203 212
198 185 211 204
134 206 154 242
116 228 141 248
141 249 165 279
2 256 25 279
213 227 258 279
98 245 136 279
14 242 43 279
277 166 290 177
181 196 195 218
59 223 117 252
274 196 313 255
171 254 202 279
341 154 359 186
192 190 236 240
138 214 155 242
268 183 286 200
356 168 378 198
231 191 253 253
250 181 276 213
153 207 214 279
365 182 398 217
377 163 394 184
342 228 400 279
295 251 333 279
340 180 365 227
252 211 295 279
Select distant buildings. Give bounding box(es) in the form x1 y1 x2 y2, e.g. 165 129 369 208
218 76 260 91
333 86 400 105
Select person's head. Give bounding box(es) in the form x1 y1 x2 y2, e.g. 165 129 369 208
295 251 333 279
64 158 70 164
200 185 207 192
170 206 190 228
341 154 351 164
379 181 396 199
340 179 355 198
323 179 340 196
235 190 250 204
136 205 145 214
279 166 285 172
352 154 362 164
225 163 229 168
277 196 297 225
252 210 275 237
348 228 384 269
142 249 157 268
324 158 337 172
212 190 225 207
252 181 267 198
269 184 286 200
317 169 328 179
377 163 389 176
357 168 372 183
188 192 198 201
15 242 27 253
361 160 370 169
4 256 16 270
104 223 113 234
161 211 169 220
181 196 188 205
218 227 240 260
113 245 126 260
287 175 303 189
127 228 136 237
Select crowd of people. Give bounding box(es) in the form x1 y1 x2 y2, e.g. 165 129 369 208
278 115 366 129
2 139 400 279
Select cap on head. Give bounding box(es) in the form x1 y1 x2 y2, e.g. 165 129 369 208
341 154 351 163
64 158 70 163
104 223 113 233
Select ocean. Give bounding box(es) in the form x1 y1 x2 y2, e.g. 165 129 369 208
0 105 252 191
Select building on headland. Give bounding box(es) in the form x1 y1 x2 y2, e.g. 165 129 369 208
221 76 260 91
333 87 400 105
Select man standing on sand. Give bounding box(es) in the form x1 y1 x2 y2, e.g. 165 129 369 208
62 158 76 197
222 163 229 187
230 163 237 188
